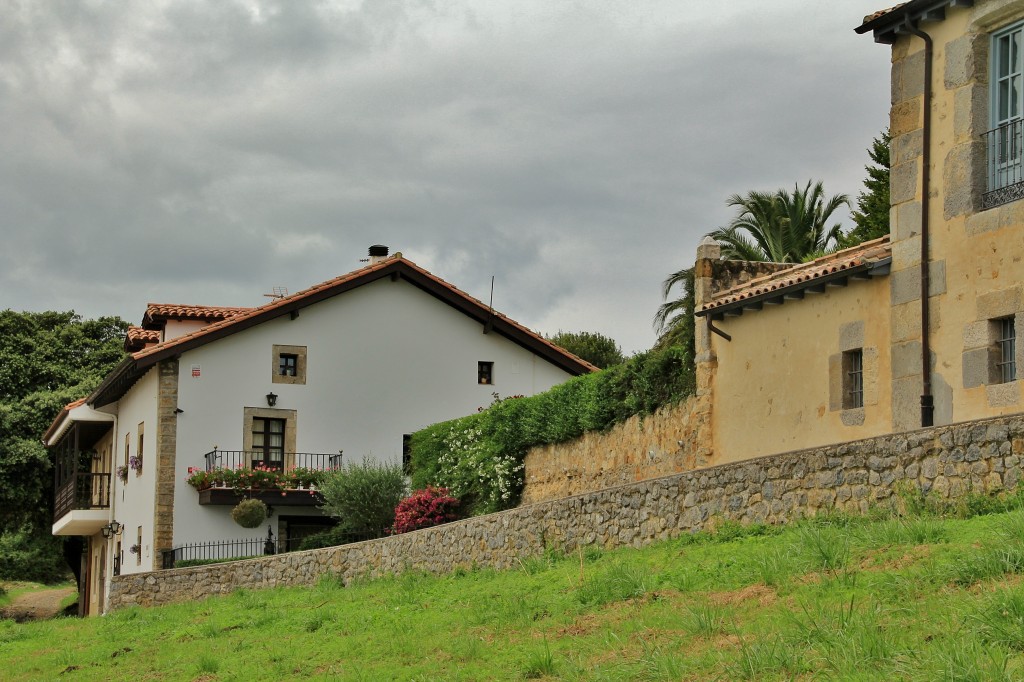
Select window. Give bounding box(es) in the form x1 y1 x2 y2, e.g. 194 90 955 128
402 434 412 475
478 361 494 385
252 417 286 470
986 22 1024 205
843 349 864 409
272 345 307 385
279 354 298 377
136 526 142 566
997 317 1017 383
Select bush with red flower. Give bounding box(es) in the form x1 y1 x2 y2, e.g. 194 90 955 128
391 486 461 535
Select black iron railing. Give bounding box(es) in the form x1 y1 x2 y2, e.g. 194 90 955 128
202 449 343 472
54 473 111 521
161 529 381 569
984 120 1024 209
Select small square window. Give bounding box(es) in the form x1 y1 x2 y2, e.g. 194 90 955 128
996 317 1017 383
272 345 306 385
279 353 298 377
843 349 864 409
478 361 494 385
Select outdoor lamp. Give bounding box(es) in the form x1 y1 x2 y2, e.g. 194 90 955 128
101 521 123 538
266 392 278 407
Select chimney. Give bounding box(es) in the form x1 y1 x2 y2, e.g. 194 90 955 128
368 244 389 265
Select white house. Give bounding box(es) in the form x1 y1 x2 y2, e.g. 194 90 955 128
46 246 594 615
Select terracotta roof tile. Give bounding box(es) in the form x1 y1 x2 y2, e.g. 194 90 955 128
124 326 161 352
145 303 252 323
129 256 599 373
862 3 908 24
698 236 891 314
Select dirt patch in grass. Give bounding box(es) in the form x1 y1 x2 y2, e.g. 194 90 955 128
0 585 77 623
859 545 931 572
707 584 777 607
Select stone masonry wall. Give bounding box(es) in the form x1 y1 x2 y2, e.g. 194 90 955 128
108 413 1024 611
520 395 711 504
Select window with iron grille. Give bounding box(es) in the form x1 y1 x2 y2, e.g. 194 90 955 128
997 316 1017 383
843 349 864 409
986 22 1024 207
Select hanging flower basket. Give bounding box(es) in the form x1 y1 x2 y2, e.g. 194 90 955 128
117 465 129 483
129 454 143 475
231 498 268 528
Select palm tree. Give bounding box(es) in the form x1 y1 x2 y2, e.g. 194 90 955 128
653 265 694 355
708 181 849 263
652 181 848 359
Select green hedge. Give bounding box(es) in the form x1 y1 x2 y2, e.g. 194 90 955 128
410 345 694 515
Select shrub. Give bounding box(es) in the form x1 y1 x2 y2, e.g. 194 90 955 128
410 344 695 513
317 456 406 538
299 525 381 550
392 487 461 534
231 499 268 528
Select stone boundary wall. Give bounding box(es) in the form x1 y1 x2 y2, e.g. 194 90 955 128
520 395 711 504
108 414 1024 611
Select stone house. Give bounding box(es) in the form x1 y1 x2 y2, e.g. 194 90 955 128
694 0 1024 464
46 246 594 615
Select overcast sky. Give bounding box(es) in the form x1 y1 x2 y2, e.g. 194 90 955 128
0 1 892 354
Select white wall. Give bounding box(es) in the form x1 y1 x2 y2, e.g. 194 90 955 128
168 278 576 546
108 368 159 575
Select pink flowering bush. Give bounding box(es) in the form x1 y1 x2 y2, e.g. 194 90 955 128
391 486 461 535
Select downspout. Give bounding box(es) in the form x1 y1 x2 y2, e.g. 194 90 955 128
903 18 934 428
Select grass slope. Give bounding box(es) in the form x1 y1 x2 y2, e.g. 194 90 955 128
4 505 1024 680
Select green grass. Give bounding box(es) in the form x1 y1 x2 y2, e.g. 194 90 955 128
5 508 1024 680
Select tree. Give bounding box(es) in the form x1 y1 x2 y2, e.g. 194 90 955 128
547 330 625 368
708 180 850 262
653 266 695 359
316 456 407 538
840 131 891 248
0 310 128 581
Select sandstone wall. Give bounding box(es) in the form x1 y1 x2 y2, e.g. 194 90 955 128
108 414 1024 611
520 395 711 504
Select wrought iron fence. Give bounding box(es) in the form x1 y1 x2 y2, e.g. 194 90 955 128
161 528 382 569
202 449 343 472
53 472 111 521
984 119 1024 209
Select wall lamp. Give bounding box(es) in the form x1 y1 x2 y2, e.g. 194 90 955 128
101 521 123 539
266 392 278 407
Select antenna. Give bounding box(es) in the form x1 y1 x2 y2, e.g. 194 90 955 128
263 287 288 300
483 276 495 335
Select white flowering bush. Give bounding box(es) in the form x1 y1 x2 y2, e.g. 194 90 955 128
436 425 524 514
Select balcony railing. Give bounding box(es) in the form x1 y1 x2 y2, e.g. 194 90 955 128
202 449 343 472
984 120 1024 209
54 473 112 521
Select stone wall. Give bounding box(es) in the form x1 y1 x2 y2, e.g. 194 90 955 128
108 413 1024 611
520 395 711 504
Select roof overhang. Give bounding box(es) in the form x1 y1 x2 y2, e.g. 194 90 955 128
856 0 974 44
43 401 116 446
89 259 595 407
696 257 892 321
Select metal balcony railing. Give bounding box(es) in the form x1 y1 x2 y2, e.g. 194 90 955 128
202 449 343 472
984 120 1024 209
53 472 112 521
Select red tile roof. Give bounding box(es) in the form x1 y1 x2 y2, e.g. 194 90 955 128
42 398 88 444
89 255 597 407
124 326 161 352
861 3 908 24
698 237 891 315
144 303 252 324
